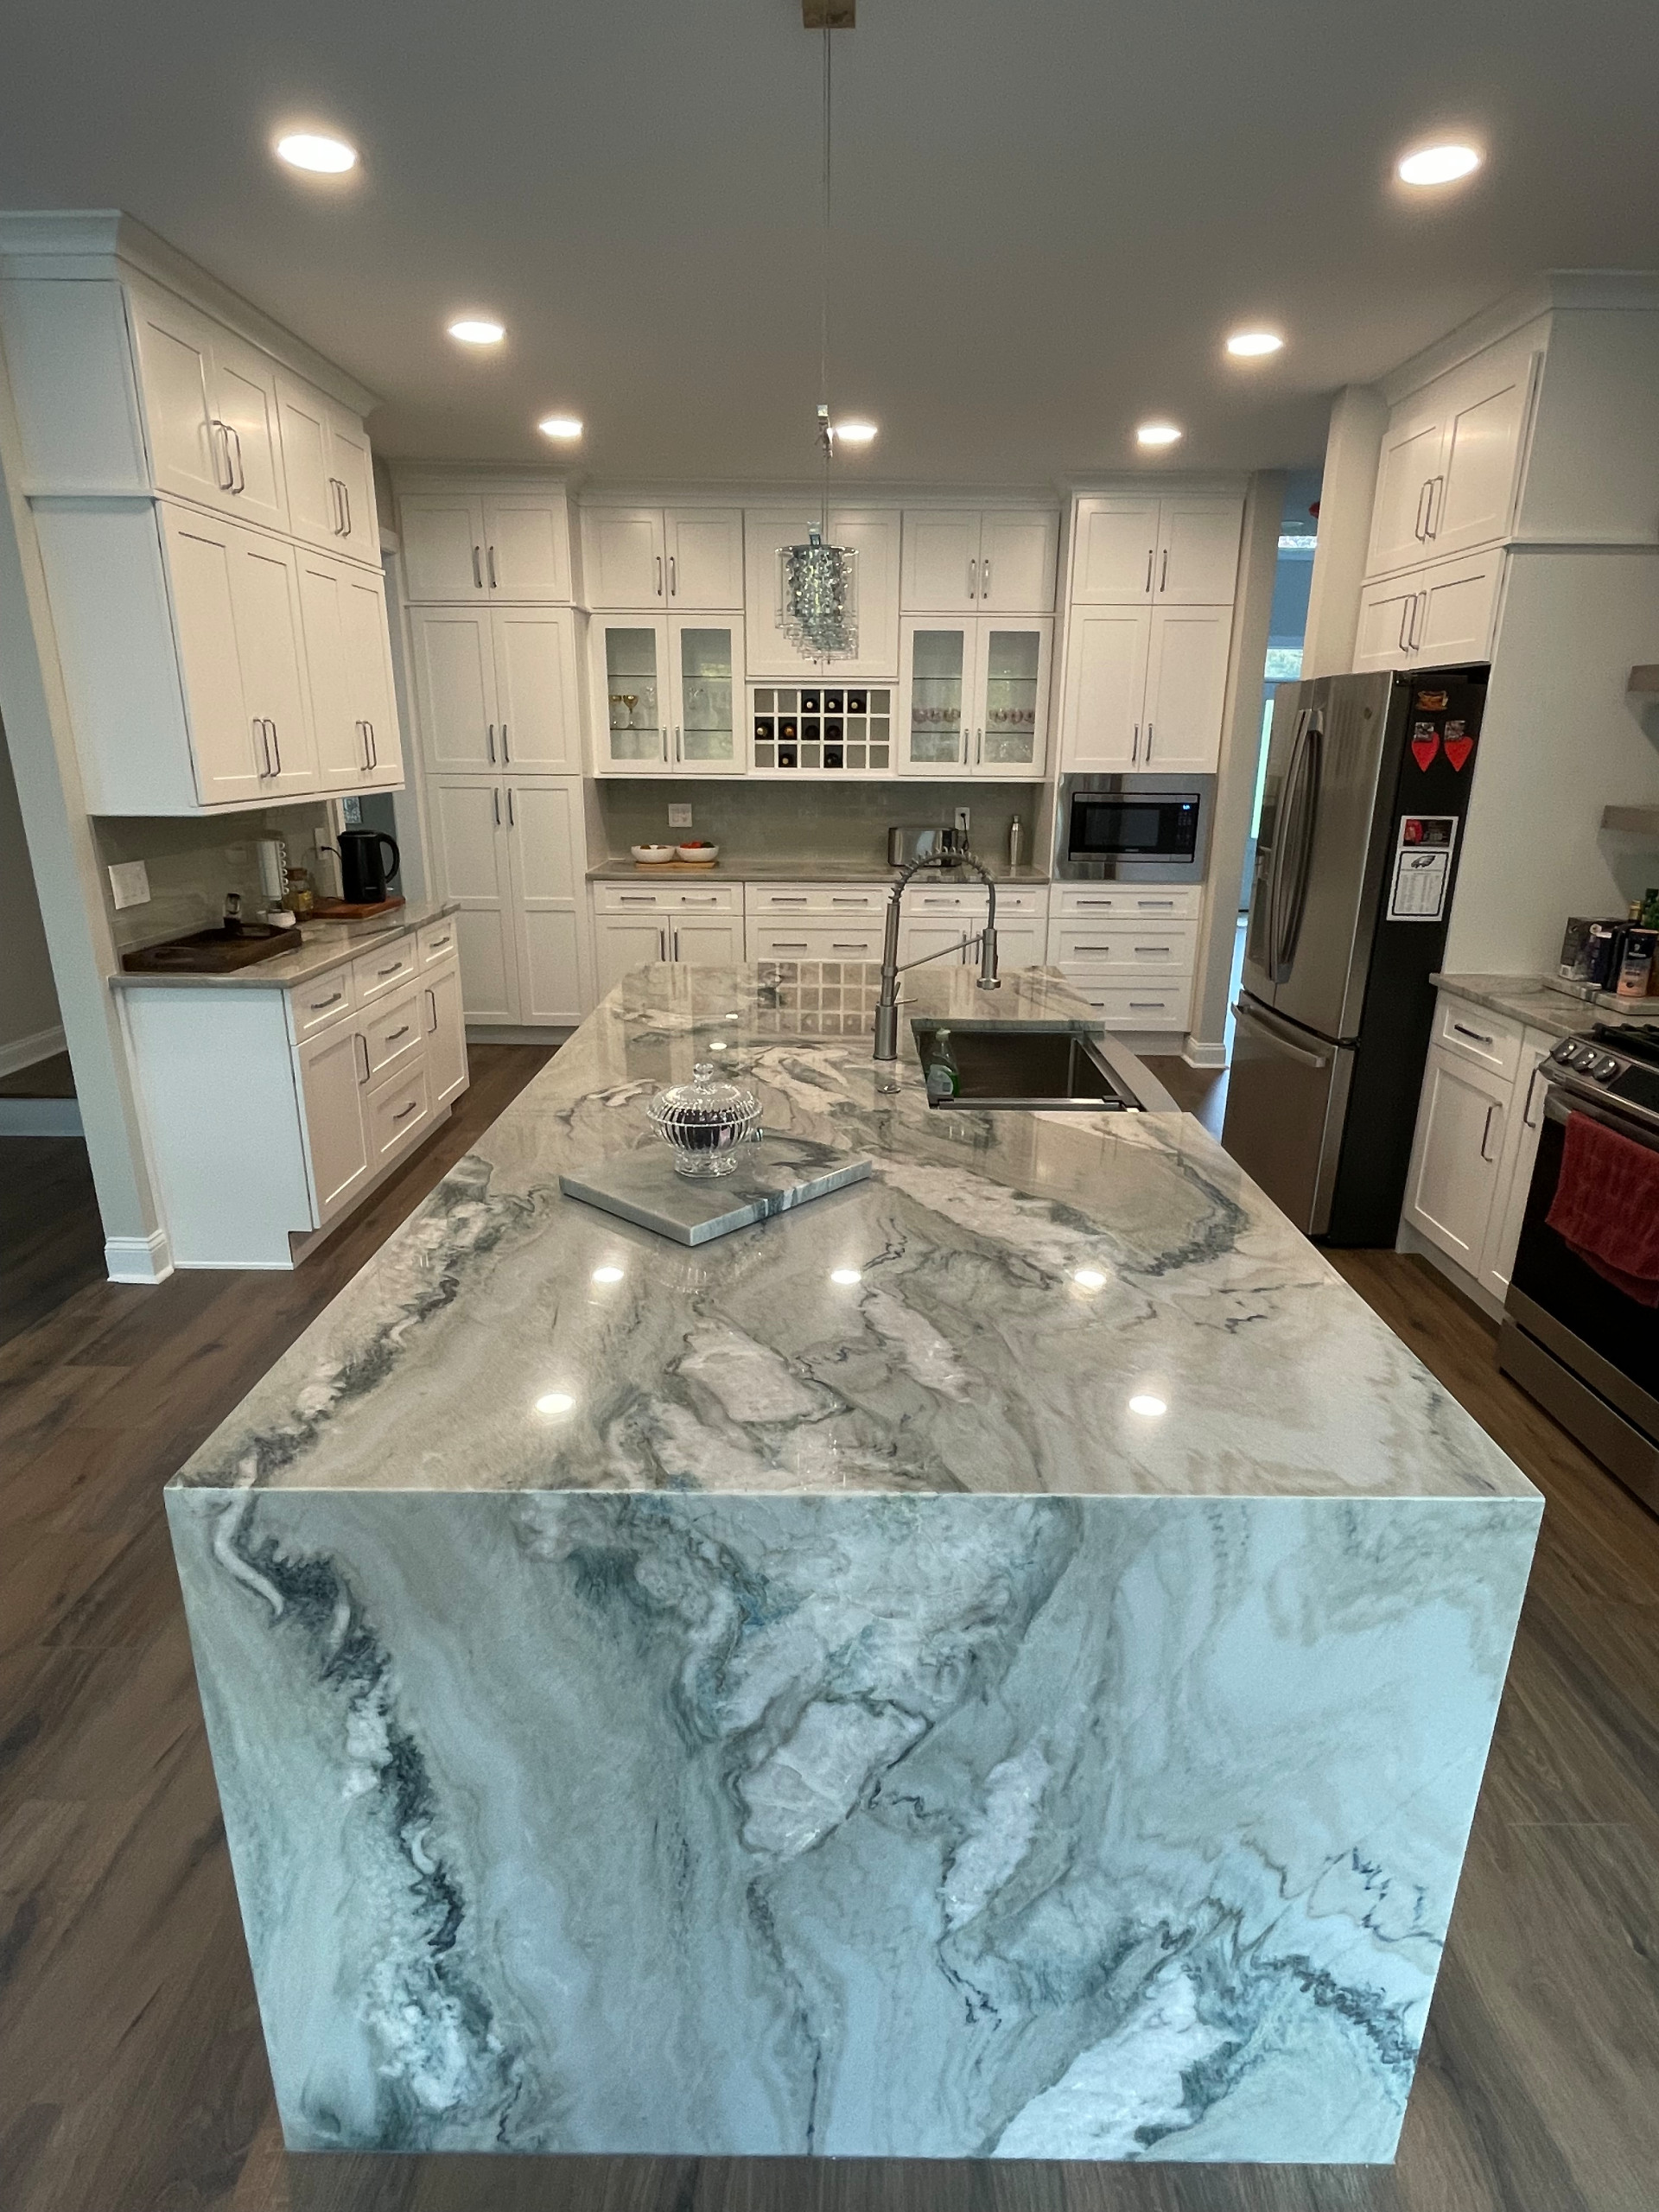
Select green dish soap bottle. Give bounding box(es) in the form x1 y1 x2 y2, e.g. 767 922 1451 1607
925 1028 961 1103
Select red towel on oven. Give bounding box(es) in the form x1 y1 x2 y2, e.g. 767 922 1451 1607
1546 1109 1659 1306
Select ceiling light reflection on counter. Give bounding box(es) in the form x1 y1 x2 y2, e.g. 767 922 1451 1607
1225 330 1283 359
591 1266 625 1285
535 1391 576 1416
538 415 582 440
448 317 505 345
1072 1267 1107 1291
830 1268 863 1286
1396 143 1482 186
275 131 358 175
1128 1394 1167 1418
1135 422 1182 448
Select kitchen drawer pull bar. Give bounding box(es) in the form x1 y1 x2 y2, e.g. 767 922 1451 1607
392 1099 420 1122
385 1025 410 1045
308 990 343 1012
376 962 402 977
771 941 810 950
1133 945 1173 954
1129 1001 1167 1010
1452 1022 1496 1046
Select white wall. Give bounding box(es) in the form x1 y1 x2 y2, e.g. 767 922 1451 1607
1301 385 1386 681
1444 547 1659 976
0 713 62 1069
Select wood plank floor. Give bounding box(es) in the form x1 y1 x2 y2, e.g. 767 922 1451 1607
3 1052 1657 2210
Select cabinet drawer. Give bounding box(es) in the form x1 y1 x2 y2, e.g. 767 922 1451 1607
748 922 885 962
363 982 423 1078
593 880 741 914
747 882 888 915
1052 922 1195 972
353 934 419 1004
1433 995 1522 1079
365 1058 431 1164
420 915 460 966
1060 974 1191 1030
988 887 1046 916
289 967 354 1039
1054 883 1200 919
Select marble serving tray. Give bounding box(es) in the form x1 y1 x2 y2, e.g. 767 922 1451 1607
559 1132 872 1244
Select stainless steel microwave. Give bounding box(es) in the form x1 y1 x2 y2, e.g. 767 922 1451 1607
1056 773 1215 881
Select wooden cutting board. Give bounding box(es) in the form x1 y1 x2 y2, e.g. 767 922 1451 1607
308 895 407 919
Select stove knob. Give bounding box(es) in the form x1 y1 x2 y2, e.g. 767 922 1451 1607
1594 1053 1622 1079
1566 1044 1596 1068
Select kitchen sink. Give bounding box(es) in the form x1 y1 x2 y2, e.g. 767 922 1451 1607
911 1022 1142 1111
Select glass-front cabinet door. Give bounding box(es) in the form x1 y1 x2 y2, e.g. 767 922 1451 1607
972 618 1052 777
899 619 969 772
671 619 744 773
595 618 668 771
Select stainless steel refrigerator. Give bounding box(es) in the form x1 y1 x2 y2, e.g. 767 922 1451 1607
1222 664 1488 1243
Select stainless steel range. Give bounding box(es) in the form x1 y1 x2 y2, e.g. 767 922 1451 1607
1500 1020 1659 1510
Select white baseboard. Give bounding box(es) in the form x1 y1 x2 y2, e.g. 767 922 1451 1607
465 1022 575 1047
1395 1220 1506 1322
104 1226 174 1285
0 1023 67 1078
0 1096 81 1135
1182 1038 1228 1069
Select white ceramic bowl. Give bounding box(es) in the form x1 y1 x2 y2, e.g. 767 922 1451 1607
676 842 720 863
631 843 677 864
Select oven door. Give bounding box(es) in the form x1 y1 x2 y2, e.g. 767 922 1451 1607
1505 1084 1659 1467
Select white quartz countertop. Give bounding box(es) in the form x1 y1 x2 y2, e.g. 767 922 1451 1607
172 960 1534 1506
588 855 1051 885
1432 971 1657 1039
110 898 459 991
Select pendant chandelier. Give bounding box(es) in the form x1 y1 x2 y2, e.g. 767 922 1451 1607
778 16 858 661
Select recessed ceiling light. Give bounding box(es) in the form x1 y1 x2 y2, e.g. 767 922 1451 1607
275 131 357 175
1225 330 1283 359
538 415 583 440
1128 1394 1168 1418
1397 143 1482 187
830 1267 863 1286
535 1390 575 1416
1136 422 1183 448
448 317 505 346
834 421 878 445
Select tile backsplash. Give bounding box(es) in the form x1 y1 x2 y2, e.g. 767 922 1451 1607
93 808 337 952
592 779 1048 870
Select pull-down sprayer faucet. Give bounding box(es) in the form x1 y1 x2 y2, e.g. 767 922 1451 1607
873 850 1000 1061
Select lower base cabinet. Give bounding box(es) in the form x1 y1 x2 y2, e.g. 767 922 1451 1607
428 774 593 1026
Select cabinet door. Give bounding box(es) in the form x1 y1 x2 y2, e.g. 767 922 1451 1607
296 1019 371 1224
1479 1036 1551 1300
1071 498 1160 602
1424 340 1536 563
670 619 742 772
1352 576 1422 672
1154 497 1242 603
505 780 588 1023
327 408 380 565
410 607 498 772
1058 607 1150 770
900 512 981 613
482 496 570 600
341 567 403 790
492 606 581 772
741 505 818 677
991 919 1044 969
1367 405 1446 576
593 618 669 770
582 508 666 609
400 494 486 599
1142 606 1230 772
162 505 260 806
423 961 470 1109
230 531 317 796
831 508 902 678
898 918 969 967
972 619 1052 777
978 509 1058 612
275 373 336 550
670 916 745 965
1402 1046 1509 1270
208 327 288 535
128 283 222 510
595 914 668 993
899 620 971 772
426 778 518 1020
665 509 743 609
296 550 367 791
1411 549 1503 667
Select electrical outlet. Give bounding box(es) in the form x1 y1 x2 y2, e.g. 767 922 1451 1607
954 806 971 836
667 804 693 829
107 860 150 910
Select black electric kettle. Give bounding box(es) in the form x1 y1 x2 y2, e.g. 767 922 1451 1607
336 828 400 904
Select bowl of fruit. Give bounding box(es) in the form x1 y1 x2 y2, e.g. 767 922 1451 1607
676 841 720 865
631 843 677 865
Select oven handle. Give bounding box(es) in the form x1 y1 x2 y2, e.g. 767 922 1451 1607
1543 1081 1659 1152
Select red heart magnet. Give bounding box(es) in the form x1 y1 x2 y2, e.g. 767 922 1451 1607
1410 733 1440 772
1444 735 1474 772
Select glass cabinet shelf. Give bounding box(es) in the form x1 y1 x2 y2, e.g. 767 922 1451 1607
751 686 892 772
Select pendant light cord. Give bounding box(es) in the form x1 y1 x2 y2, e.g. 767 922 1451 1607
819 21 833 535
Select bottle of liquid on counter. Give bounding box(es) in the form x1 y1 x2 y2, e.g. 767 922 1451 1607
925 1029 961 1103
1007 814 1024 873
1617 911 1656 1000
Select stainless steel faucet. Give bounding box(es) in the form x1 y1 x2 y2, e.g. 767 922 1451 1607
873 850 1000 1061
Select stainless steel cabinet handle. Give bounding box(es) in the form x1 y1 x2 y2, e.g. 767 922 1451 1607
309 990 343 1012
1410 591 1426 652
1523 1065 1545 1128
500 724 510 764
655 555 664 598
1135 944 1173 954
472 545 483 590
1414 481 1432 542
1144 548 1154 594
683 895 718 905
340 480 351 537
832 941 867 950
507 787 516 826
1139 899 1175 908
774 896 808 905
981 556 991 599
367 723 378 770
253 717 270 775
358 719 370 771
1129 1001 1166 1009
1452 1022 1496 1046
661 727 669 763
1427 475 1444 538
831 896 868 906
668 555 677 597
493 788 500 827
227 425 245 493
487 544 498 589
671 927 680 959
619 894 656 905
385 1024 410 1045
427 988 437 1033
969 557 977 599
486 723 496 762
269 719 281 774
1160 549 1168 593
393 1099 419 1122
772 941 809 950
1131 723 1140 763
212 421 233 491
1144 722 1154 761
377 962 402 977
675 726 682 761
355 1033 370 1084
1398 598 1414 653
1480 1102 1503 1162
658 926 668 959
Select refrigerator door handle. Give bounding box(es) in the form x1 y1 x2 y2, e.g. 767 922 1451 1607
1267 711 1308 976
1232 1000 1332 1069
1273 713 1323 977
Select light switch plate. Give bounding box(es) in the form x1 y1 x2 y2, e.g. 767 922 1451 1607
108 859 149 910
667 804 693 829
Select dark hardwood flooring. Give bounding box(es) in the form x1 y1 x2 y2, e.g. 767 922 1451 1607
0 1052 76 1099
0 1136 105 1352
3 1041 1658 2210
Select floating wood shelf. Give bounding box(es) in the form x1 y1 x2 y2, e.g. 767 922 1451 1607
1602 805 1659 836
1628 665 1659 694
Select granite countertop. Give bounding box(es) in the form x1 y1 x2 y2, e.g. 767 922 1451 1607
110 897 459 992
172 959 1532 1507
588 855 1052 886
1433 971 1658 1039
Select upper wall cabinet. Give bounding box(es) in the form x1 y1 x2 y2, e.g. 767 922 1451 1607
742 505 902 680
276 373 380 566
579 505 744 610
1071 493 1243 606
410 604 582 775
399 489 572 602
124 279 290 535
1365 334 1539 578
899 508 1058 613
1058 604 1230 773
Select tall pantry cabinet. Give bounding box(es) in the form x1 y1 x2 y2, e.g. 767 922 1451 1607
399 476 593 1027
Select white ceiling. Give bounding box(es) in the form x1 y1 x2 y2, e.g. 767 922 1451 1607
3 0 1658 487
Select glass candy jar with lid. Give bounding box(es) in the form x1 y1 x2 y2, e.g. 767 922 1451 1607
646 1062 762 1178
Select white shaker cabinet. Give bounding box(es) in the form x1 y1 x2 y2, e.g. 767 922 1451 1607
275 372 379 566
297 1019 373 1221
400 489 572 602
1070 494 1242 605
410 605 582 775
296 550 402 792
427 774 592 1025
425 777 520 1020
898 617 1052 776
231 525 318 798
899 509 1058 613
581 506 744 610
743 505 901 680
1365 335 1537 579
126 279 289 534
1352 546 1505 673
1152 499 1245 603
1058 601 1230 773
1057 607 1150 771
1141 606 1232 771
589 616 745 773
423 960 470 1109
1071 498 1163 602
594 915 670 993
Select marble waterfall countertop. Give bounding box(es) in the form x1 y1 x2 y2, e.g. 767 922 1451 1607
109 896 459 992
1433 969 1658 1039
588 855 1052 884
166 960 1539 2164
171 959 1530 1504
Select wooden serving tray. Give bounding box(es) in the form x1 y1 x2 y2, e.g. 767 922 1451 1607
308 895 407 919
624 861 721 874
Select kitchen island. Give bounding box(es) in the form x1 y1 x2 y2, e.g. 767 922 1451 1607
166 962 1539 2164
